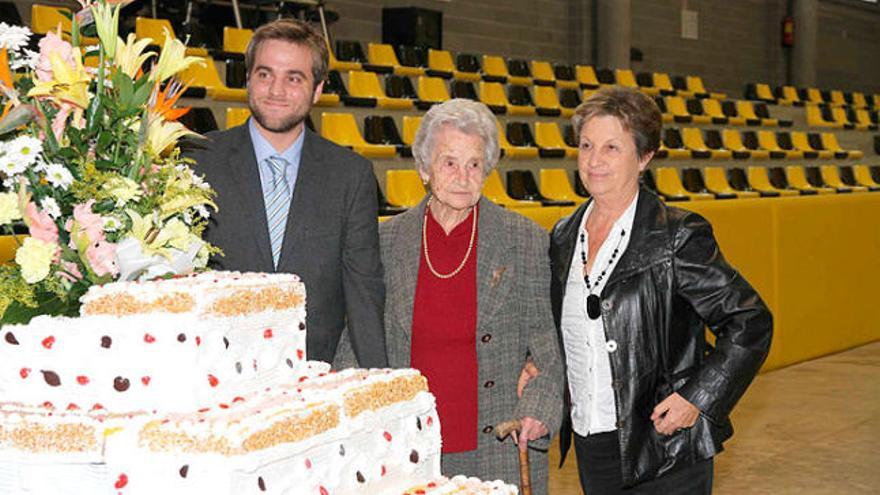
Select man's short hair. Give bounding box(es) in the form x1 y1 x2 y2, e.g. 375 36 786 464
245 19 329 89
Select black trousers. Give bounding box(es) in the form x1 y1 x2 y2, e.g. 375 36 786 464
574 431 713 495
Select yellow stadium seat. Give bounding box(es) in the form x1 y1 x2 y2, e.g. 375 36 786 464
853 109 878 130
821 165 867 193
830 106 866 130
31 4 70 35
851 92 869 109
402 116 422 146
136 17 207 56
756 83 790 105
368 43 424 77
721 129 768 159
514 205 563 230
535 122 577 160
652 72 677 95
0 235 21 264
805 103 843 128
778 86 802 105
533 86 566 117
829 90 847 108
655 167 713 201
226 107 250 128
658 141 692 160
531 61 556 86
424 49 453 79
821 133 863 160
575 65 601 89
347 70 413 110
703 98 744 125
385 170 426 208
791 131 833 159
483 170 540 207
758 131 802 159
686 76 725 100
785 166 834 194
479 82 535 116
853 165 880 189
682 128 731 159
179 55 247 101
665 96 702 123
223 27 252 54
737 100 777 126
747 166 799 196
496 122 538 160
615 69 654 94
540 169 588 204
416 76 450 106
703 167 759 198
804 87 825 105
320 113 397 158
329 51 361 72
481 55 511 83
873 94 880 108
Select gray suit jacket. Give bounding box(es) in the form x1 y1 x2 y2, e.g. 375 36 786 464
377 196 564 492
185 124 387 367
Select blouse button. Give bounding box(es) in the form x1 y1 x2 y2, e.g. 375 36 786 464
484 380 495 389
481 334 492 343
606 340 618 353
482 425 494 434
601 300 612 311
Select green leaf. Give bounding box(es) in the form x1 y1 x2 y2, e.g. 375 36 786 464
131 78 154 109
116 73 135 110
86 92 104 133
1 290 80 325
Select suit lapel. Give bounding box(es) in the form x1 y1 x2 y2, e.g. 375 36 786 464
277 129 319 272
475 198 513 332
227 125 274 270
392 198 427 354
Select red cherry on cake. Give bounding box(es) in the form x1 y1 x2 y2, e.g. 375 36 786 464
141 376 151 386
41 336 55 349
114 473 128 489
144 333 156 343
383 431 392 442
263 329 273 339
77 376 89 385
305 458 311 469
319 487 329 495
296 349 304 360
19 368 30 379
67 403 79 411
208 374 219 387
381 465 387 476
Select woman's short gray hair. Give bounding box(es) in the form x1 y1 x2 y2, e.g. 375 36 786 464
412 99 501 177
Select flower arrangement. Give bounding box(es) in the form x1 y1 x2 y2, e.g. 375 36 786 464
0 1 217 323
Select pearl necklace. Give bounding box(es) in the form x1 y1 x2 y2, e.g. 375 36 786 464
579 227 626 319
422 197 478 279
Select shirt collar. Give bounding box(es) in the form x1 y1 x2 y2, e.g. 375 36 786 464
248 117 306 167
581 189 640 233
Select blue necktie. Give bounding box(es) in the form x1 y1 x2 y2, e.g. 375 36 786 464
264 155 291 268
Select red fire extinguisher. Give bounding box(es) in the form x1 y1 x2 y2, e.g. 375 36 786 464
782 16 794 47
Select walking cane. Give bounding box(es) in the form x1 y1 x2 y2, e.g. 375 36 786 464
495 419 531 495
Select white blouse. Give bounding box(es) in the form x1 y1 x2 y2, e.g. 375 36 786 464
561 192 638 436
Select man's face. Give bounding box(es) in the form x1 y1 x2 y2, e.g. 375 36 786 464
247 39 324 135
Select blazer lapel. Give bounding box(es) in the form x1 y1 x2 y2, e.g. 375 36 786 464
277 129 319 272
391 197 427 356
227 125 274 270
475 198 514 332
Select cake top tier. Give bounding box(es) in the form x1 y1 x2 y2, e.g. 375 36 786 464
80 271 305 317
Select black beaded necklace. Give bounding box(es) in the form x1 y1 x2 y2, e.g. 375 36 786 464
579 228 626 319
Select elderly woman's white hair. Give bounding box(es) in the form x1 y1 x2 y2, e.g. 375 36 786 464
412 98 501 178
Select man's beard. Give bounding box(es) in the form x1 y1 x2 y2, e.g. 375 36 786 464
248 97 310 134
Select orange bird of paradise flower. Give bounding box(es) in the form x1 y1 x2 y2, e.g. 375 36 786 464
151 78 191 122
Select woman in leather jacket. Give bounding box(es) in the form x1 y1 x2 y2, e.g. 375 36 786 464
533 86 772 494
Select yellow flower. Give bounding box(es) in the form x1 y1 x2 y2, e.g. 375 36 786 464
103 176 142 206
27 51 91 108
151 32 203 83
114 33 155 79
92 2 121 59
0 192 22 225
146 117 197 156
153 217 190 252
15 237 56 284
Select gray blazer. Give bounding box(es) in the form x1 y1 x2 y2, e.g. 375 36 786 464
378 196 563 492
185 124 387 368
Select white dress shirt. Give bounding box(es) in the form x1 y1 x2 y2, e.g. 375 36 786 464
561 192 638 436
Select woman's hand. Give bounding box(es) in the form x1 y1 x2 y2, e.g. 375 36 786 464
516 359 540 398
511 416 549 452
651 392 700 435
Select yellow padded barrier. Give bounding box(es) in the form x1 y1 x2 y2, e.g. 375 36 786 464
223 27 252 54
530 61 556 85
416 76 450 105
722 129 768 159
682 128 731 159
320 113 396 159
495 122 538 160
853 165 880 188
821 165 867 193
226 107 250 129
347 71 413 110
539 169 587 204
385 170 425 208
747 166 799 196
534 123 577 159
791 131 833 159
482 170 540 208
135 17 207 56
655 167 713 201
703 167 759 198
785 166 834 194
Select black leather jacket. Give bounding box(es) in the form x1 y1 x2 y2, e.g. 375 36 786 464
551 188 773 487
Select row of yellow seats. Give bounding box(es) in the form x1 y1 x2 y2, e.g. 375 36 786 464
659 96 785 127
659 128 863 161
805 104 877 131
750 82 879 110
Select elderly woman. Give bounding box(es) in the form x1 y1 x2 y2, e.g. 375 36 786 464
376 98 563 493
532 86 772 494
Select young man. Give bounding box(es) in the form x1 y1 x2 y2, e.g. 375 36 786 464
186 19 387 368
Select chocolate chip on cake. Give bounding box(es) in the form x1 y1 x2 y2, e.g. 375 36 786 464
101 336 112 348
223 337 229 349
286 358 294 368
179 465 189 478
409 449 419 463
4 332 19 345
339 444 345 456
177 333 186 343
114 376 130 392
356 471 365 483
298 322 305 330
41 370 61 386
257 476 266 491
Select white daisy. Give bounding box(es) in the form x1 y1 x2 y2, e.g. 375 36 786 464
40 197 62 219
43 163 75 190
10 48 39 71
103 216 122 232
0 153 26 176
8 136 43 165
0 23 32 53
2 176 27 189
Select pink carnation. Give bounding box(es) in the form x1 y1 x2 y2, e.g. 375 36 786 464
35 31 76 82
58 260 83 282
67 199 105 244
86 240 118 277
25 202 59 245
